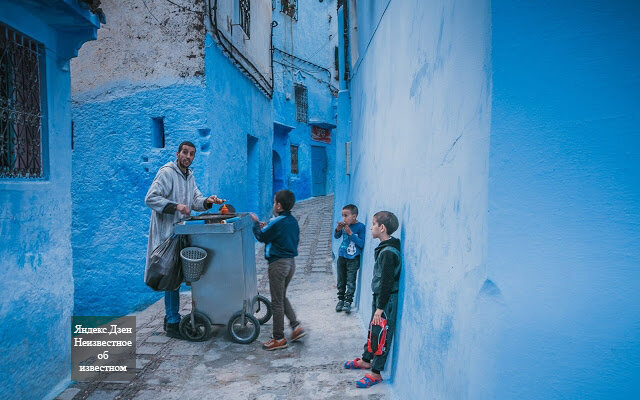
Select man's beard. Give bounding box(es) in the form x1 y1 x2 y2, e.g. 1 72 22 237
178 158 190 169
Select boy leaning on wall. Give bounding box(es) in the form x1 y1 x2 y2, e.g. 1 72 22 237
334 204 366 313
344 211 401 388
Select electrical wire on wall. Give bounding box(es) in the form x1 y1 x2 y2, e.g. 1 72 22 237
206 0 274 98
273 60 337 96
273 47 338 95
162 0 204 14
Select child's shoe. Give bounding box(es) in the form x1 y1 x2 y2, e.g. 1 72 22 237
262 337 288 351
335 300 344 312
290 325 307 342
344 357 369 369
342 302 352 313
356 373 383 388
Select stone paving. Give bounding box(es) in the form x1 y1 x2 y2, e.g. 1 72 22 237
57 195 391 400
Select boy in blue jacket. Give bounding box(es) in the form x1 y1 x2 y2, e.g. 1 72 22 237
334 204 366 313
251 190 306 351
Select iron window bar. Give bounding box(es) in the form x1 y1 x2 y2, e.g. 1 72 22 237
294 84 307 123
0 22 45 179
239 0 250 38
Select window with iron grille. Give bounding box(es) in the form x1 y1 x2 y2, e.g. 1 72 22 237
0 23 45 179
281 0 298 20
290 145 298 174
239 0 250 38
294 84 307 123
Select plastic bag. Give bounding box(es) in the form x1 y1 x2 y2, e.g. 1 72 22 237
145 235 188 291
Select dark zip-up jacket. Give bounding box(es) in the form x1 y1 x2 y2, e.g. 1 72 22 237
371 237 402 309
252 211 299 263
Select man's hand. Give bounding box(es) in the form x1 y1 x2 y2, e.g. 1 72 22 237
259 222 266 229
176 204 191 216
206 195 225 205
371 308 384 325
336 221 345 231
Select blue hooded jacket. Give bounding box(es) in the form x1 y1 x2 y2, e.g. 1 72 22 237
252 211 299 263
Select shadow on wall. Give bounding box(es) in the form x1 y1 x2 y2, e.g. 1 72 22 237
388 221 506 397
467 279 505 398
388 224 406 383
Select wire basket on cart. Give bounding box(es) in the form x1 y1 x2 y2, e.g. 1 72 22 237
180 247 207 282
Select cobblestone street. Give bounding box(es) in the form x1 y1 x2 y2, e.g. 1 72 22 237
58 195 390 400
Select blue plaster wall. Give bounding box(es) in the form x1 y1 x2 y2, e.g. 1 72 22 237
72 83 209 316
337 1 493 398
0 1 98 399
202 34 274 218
71 34 273 316
489 1 640 398
272 0 337 201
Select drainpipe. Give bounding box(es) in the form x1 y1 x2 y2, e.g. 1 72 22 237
271 20 278 93
337 5 347 91
335 5 352 249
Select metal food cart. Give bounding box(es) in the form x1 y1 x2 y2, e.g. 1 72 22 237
174 212 271 343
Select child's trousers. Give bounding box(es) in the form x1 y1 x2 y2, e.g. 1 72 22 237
362 292 398 372
336 255 361 303
268 257 300 340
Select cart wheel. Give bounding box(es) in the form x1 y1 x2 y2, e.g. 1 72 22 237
253 295 272 325
179 312 211 342
227 311 260 344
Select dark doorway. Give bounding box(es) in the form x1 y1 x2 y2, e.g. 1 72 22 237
272 150 285 196
311 145 327 196
247 135 259 212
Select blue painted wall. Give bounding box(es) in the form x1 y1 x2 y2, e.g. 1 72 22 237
72 83 209 316
72 33 273 316
335 1 493 398
202 33 274 218
0 1 99 399
489 1 640 398
272 0 337 201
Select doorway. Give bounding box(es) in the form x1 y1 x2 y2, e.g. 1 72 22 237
311 145 327 196
247 135 259 212
272 150 285 196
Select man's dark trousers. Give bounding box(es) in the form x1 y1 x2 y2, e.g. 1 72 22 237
268 257 300 340
336 255 360 303
362 293 398 372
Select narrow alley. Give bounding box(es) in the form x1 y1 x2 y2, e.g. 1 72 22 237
57 196 390 400
4 1 640 398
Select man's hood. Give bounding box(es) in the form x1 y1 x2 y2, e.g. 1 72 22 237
165 160 192 178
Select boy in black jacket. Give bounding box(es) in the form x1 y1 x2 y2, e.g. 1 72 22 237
344 211 401 388
251 190 306 350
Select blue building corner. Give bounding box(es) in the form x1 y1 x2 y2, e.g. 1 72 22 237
0 1 101 399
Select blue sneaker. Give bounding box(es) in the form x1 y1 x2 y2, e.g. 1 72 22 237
356 373 383 388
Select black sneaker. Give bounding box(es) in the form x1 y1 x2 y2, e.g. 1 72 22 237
335 300 344 312
342 302 352 313
166 322 183 339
